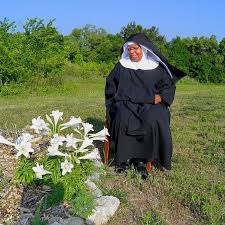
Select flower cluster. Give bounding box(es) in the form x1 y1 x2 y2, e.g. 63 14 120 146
0 110 109 179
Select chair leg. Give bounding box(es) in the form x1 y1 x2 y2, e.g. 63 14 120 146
146 161 152 174
104 136 110 164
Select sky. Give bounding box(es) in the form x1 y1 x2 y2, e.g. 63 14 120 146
1 0 225 41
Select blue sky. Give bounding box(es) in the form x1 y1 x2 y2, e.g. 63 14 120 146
1 0 225 41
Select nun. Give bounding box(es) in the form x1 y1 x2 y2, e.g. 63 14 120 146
105 33 186 178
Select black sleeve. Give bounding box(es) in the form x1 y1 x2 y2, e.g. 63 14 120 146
157 69 176 106
105 63 120 109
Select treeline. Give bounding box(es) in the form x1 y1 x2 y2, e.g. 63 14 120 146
0 18 225 85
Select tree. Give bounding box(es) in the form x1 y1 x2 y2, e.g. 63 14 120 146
0 18 66 85
119 21 167 54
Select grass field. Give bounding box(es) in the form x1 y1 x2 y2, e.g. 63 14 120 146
0 77 224 225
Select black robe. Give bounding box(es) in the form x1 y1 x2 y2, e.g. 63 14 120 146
105 63 175 169
105 33 186 170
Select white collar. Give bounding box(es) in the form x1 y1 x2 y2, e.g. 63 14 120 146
119 42 173 78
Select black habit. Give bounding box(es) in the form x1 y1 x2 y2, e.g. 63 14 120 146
105 33 186 170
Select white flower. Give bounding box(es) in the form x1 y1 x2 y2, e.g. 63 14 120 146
32 163 52 179
88 127 110 141
61 159 74 175
31 116 50 134
82 122 94 137
47 145 66 157
0 134 34 158
50 110 63 126
50 134 65 146
78 137 94 153
0 134 15 146
15 141 34 158
65 134 82 148
60 116 82 130
16 133 33 145
78 148 101 160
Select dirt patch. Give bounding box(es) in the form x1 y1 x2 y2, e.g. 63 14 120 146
0 144 21 223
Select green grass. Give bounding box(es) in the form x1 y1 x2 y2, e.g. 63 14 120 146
0 76 225 225
140 209 167 225
0 77 105 130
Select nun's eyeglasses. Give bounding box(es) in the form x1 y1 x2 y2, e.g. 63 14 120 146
128 46 141 52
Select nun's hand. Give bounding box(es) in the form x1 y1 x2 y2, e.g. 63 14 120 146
154 95 162 104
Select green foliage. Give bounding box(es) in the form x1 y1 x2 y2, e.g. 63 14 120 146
140 209 167 225
0 18 66 85
14 156 36 184
31 197 49 225
14 154 95 199
67 24 123 63
13 147 97 221
168 36 225 83
63 61 113 79
44 183 64 208
70 189 95 219
0 18 225 86
58 162 87 200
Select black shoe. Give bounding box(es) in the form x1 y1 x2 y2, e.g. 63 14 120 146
136 161 148 179
115 162 130 173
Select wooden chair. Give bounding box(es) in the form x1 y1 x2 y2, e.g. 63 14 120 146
103 120 152 173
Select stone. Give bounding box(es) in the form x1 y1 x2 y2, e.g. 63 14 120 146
86 196 120 225
88 172 100 181
48 216 64 225
50 222 62 225
62 217 85 225
85 179 102 198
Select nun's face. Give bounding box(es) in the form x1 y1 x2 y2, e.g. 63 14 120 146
127 43 143 62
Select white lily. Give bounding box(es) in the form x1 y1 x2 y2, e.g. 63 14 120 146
16 133 33 145
15 141 34 158
0 134 15 146
50 134 65 146
78 148 101 160
31 116 50 135
65 134 82 148
88 127 110 141
78 137 94 153
60 116 82 130
82 122 94 137
47 145 66 157
61 159 74 175
32 163 52 179
50 110 63 127
0 134 34 158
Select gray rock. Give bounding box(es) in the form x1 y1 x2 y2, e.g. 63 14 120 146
50 222 62 225
48 217 64 225
85 179 102 198
93 159 102 168
88 172 100 181
86 196 120 225
62 217 85 225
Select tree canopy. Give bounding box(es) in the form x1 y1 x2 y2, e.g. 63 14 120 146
0 18 224 84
